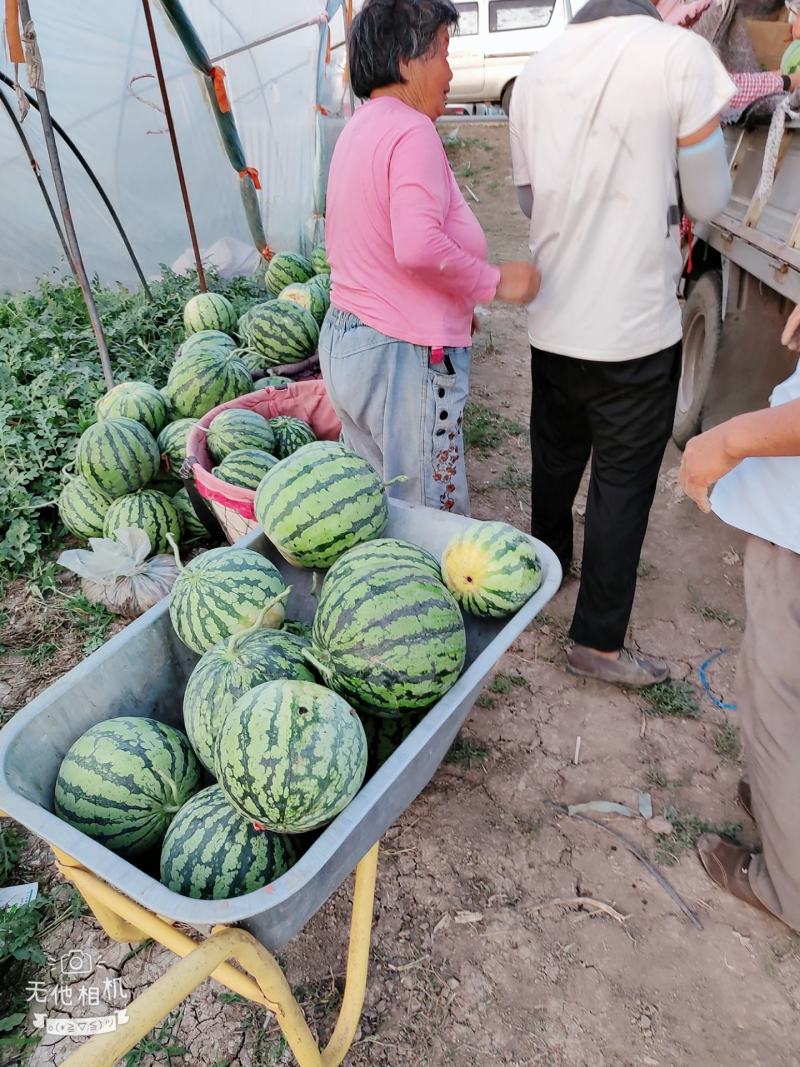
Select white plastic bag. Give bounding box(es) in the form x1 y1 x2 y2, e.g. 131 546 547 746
58 528 180 619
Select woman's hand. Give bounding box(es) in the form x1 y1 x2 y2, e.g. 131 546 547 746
679 423 742 513
495 261 541 305
781 303 800 349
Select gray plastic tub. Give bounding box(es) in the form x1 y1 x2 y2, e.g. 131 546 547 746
0 501 560 950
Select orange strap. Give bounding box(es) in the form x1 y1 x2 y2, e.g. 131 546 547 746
209 65 231 114
315 103 330 117
5 0 24 64
260 244 275 262
238 166 261 190
686 217 694 275
325 24 331 65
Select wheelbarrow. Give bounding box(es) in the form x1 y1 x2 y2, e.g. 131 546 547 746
0 500 561 1066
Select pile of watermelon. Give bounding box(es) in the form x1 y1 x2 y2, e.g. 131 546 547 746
205 408 317 492
53 438 545 903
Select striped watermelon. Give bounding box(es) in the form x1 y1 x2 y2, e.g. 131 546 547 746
361 709 425 776
244 301 320 367
160 785 299 900
234 347 266 374
165 350 252 419
309 560 466 713
58 477 112 540
279 282 328 326
207 409 275 462
76 417 160 499
325 538 441 588
265 252 314 297
441 521 542 617
267 416 317 459
310 274 331 298
172 488 209 542
251 375 293 391
215 680 368 833
148 470 182 497
178 330 238 362
103 490 181 554
184 293 237 337
169 546 288 654
213 448 279 490
183 629 314 774
54 717 202 858
310 244 330 275
157 418 197 477
254 442 388 569
96 382 169 437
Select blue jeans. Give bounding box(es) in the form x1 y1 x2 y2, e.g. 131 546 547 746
319 309 471 514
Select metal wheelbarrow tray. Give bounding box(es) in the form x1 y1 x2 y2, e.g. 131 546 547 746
0 501 560 951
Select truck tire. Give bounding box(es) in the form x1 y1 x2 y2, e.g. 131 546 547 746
501 80 515 115
673 271 723 449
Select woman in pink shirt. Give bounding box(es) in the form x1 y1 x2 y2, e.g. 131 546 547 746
321 0 539 514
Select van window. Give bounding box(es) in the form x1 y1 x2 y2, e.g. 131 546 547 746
488 0 555 30
455 2 479 34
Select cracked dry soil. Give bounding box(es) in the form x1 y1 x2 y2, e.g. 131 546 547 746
14 124 800 1067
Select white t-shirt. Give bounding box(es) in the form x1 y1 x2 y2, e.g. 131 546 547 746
710 362 800 554
509 17 735 361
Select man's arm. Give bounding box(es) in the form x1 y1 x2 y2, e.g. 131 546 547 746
677 119 732 222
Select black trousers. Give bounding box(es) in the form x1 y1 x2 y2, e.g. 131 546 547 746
530 343 681 652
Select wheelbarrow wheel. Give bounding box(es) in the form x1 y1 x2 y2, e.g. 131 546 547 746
673 270 723 450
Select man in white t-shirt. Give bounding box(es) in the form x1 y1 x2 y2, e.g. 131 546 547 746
509 0 735 685
680 305 800 930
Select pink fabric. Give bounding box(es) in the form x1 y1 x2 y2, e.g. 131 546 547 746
657 0 713 26
186 380 342 522
326 97 500 348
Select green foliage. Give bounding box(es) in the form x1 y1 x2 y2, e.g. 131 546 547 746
463 402 525 451
0 825 24 885
642 680 701 719
0 270 262 579
654 807 741 866
124 1008 188 1065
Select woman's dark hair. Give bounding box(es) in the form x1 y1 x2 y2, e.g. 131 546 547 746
348 0 460 100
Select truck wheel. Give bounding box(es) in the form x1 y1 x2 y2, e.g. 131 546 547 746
501 81 515 115
673 271 723 449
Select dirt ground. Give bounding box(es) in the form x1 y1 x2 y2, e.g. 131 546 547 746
5 123 800 1067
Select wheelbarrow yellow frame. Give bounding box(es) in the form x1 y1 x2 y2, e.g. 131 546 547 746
48 841 379 1067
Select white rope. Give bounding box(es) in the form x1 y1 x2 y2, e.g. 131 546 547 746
753 93 800 210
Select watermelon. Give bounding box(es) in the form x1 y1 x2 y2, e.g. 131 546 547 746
58 477 112 540
184 293 237 337
103 490 181 554
206 409 275 462
173 488 209 542
310 244 330 275
160 785 299 900
183 628 314 774
325 538 442 588
76 417 160 499
251 375 293 391
169 546 288 654
215 680 368 833
309 560 466 713
243 301 320 367
148 470 182 497
178 330 238 361
279 282 328 326
781 40 800 75
310 273 331 298
441 521 542 617
157 418 197 477
267 415 317 459
54 717 202 858
213 448 279 490
165 350 252 419
96 382 169 437
254 442 388 568
361 710 425 776
234 347 266 374
265 252 315 297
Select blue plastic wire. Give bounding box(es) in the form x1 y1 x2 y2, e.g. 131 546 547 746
699 650 737 711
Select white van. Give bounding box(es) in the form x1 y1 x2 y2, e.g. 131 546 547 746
448 0 580 112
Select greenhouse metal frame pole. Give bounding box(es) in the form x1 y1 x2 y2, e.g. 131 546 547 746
16 0 115 390
0 72 152 299
0 83 72 267
141 0 207 292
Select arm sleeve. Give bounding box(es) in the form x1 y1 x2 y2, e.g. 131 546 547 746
666 32 736 140
728 71 785 113
388 124 500 304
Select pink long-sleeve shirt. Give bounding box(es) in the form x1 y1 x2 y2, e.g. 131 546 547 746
325 97 501 348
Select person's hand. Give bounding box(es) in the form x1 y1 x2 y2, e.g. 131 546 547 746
679 422 742 513
471 312 481 336
495 261 541 305
781 303 800 349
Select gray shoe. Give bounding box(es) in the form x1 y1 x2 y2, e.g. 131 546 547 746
566 644 670 688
